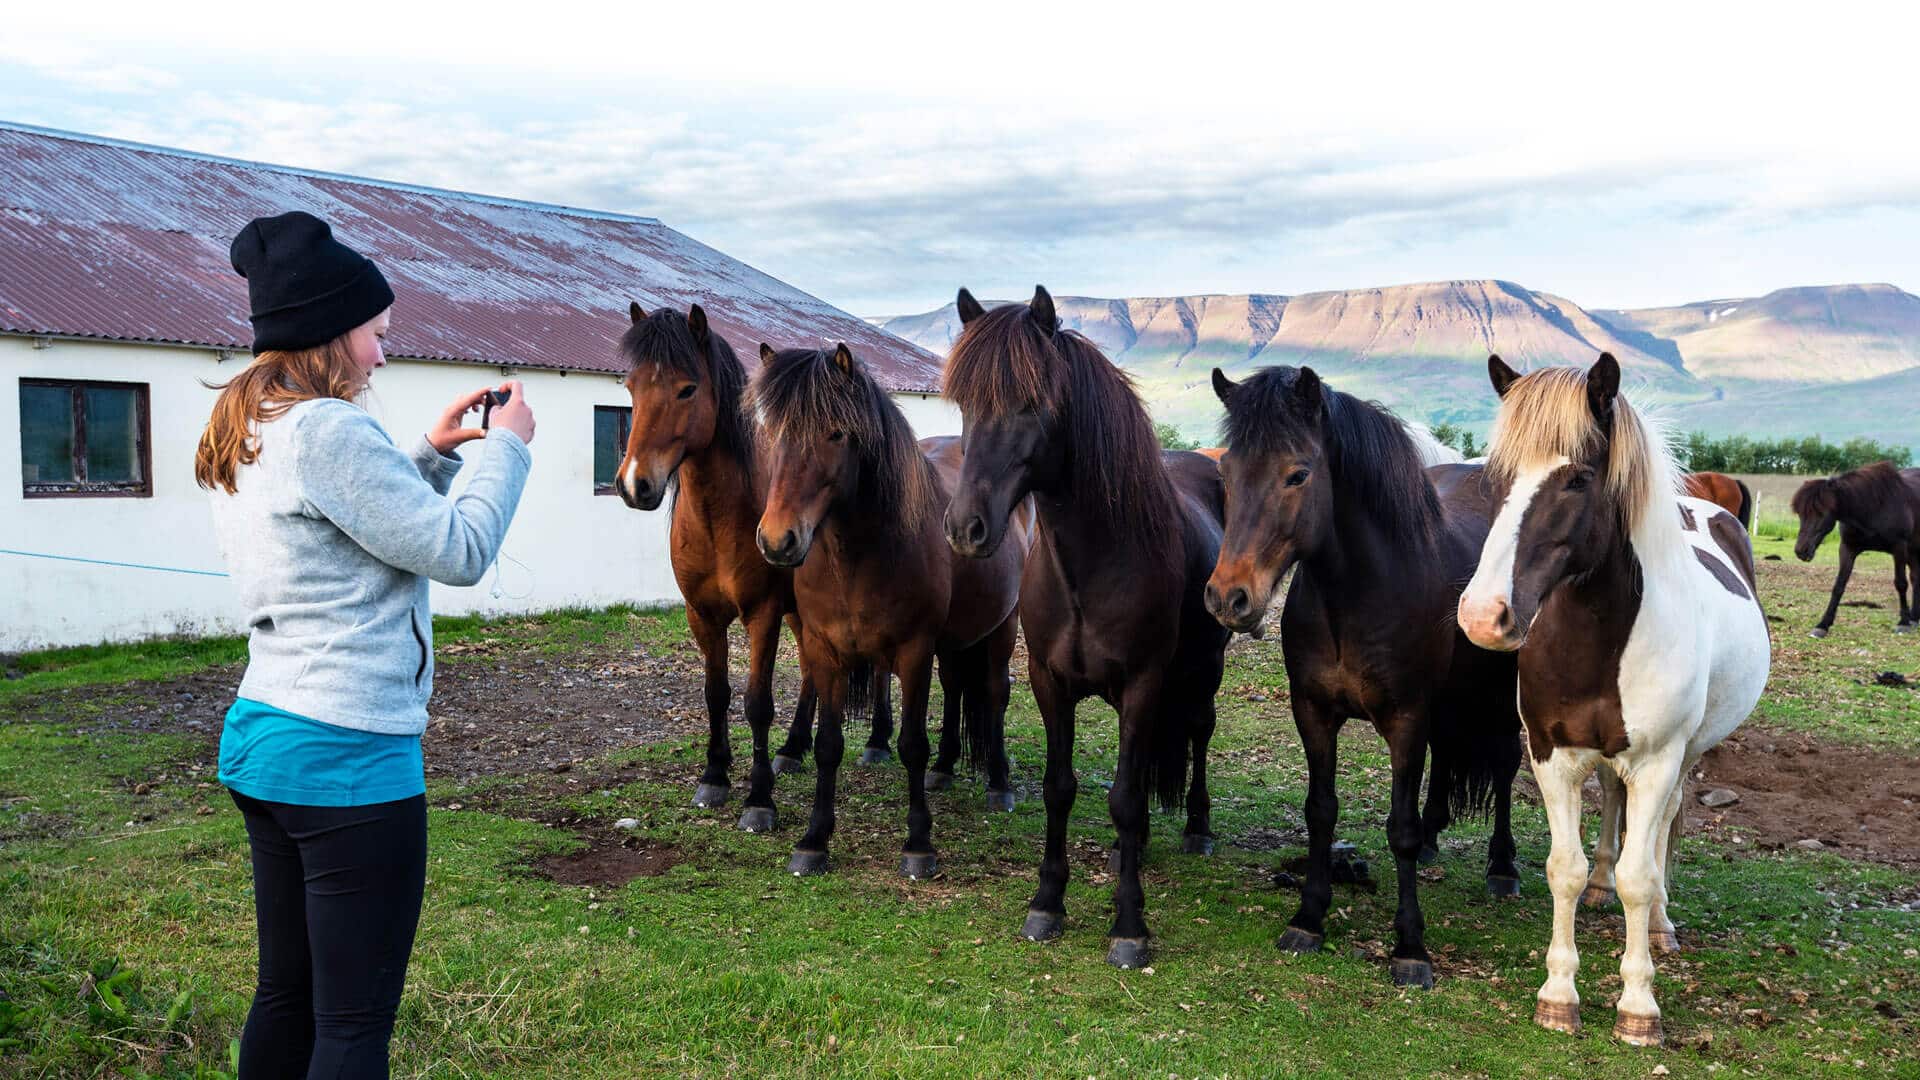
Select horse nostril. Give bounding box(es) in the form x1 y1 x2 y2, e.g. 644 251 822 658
1492 601 1514 634
1227 587 1251 617
965 516 988 547
634 477 653 500
1203 584 1222 612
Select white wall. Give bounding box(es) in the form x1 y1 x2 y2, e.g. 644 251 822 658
1 334 961 651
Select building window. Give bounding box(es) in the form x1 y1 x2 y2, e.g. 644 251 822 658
593 405 632 495
19 379 152 498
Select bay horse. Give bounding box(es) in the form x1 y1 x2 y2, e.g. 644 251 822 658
612 303 890 831
943 286 1230 969
1682 471 1752 529
1458 353 1769 1045
1203 365 1522 989
752 343 1030 878
1789 461 1920 636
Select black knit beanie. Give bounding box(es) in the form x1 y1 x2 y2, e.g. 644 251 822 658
229 211 395 354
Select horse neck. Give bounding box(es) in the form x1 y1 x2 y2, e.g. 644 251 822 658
677 436 761 530
1032 468 1177 577
1554 517 1645 633
1298 473 1417 596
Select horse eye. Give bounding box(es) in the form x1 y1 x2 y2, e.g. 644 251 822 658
1567 472 1592 491
676 384 697 400
1285 469 1310 487
828 430 845 443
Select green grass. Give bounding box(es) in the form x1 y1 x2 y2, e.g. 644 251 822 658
3 600 1917 1077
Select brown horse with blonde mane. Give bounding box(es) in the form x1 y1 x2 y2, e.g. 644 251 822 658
943 286 1230 969
1789 461 1920 636
753 343 1031 878
612 303 889 831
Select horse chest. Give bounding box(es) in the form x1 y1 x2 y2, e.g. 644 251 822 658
1516 591 1636 763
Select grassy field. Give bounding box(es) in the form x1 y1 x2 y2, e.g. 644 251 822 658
2 554 1916 1077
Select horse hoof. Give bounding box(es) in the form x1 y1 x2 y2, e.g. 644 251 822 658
1390 957 1435 990
858 747 892 767
1534 999 1582 1035
1650 928 1680 955
737 807 777 833
1416 843 1440 866
1579 885 1615 909
1276 927 1324 955
985 789 1016 813
1021 909 1063 942
787 849 829 876
1107 847 1122 874
1106 937 1152 969
692 783 730 809
1181 833 1214 856
771 754 806 776
1896 623 1915 634
1613 1011 1663 1047
899 852 939 880
1808 627 1829 639
1486 875 1522 898
926 770 954 792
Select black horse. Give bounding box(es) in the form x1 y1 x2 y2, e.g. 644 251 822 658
1790 461 1920 636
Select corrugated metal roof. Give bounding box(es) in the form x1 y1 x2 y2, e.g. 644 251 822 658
0 122 943 392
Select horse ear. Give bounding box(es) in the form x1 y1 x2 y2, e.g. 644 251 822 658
1293 366 1325 414
832 343 855 374
1030 285 1057 337
687 304 709 346
759 343 776 365
1211 367 1237 404
1587 352 1620 426
956 288 987 325
1488 354 1521 398
629 301 647 324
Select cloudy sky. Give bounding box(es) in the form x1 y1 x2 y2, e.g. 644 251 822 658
5 1 1916 316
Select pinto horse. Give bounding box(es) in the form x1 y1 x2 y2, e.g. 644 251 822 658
1682 471 1752 529
1203 366 1522 989
1789 462 1920 635
611 303 889 829
1458 353 1769 1046
943 286 1230 969
752 343 1030 878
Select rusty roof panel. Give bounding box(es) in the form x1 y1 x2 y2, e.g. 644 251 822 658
0 123 942 391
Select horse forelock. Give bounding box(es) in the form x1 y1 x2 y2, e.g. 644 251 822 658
942 302 1063 419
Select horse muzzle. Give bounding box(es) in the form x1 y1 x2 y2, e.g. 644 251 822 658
1458 591 1526 651
757 524 813 568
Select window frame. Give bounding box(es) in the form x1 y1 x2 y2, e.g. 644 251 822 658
592 404 633 496
19 377 154 499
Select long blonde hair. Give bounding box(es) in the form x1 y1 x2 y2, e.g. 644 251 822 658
194 337 363 494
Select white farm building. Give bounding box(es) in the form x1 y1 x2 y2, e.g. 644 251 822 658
0 122 955 652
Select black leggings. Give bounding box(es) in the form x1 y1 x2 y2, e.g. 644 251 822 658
231 791 426 1080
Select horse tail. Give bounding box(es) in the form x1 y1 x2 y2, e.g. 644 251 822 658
1734 478 1754 530
1145 696 1195 814
1433 707 1517 822
844 661 876 749
953 647 992 772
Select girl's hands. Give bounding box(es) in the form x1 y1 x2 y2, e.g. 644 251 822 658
486 381 536 445
425 382 535 453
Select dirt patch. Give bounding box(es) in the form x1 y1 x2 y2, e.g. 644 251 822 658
1691 728 1920 869
533 837 684 887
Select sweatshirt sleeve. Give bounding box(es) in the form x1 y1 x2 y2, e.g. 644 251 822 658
410 435 465 494
293 400 532 587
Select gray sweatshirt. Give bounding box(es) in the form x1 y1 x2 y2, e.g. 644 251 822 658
209 397 531 734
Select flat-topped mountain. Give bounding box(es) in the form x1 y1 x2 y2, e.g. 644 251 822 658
1594 283 1920 383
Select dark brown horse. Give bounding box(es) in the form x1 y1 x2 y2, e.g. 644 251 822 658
611 303 889 830
752 343 1030 877
1790 461 1920 636
942 286 1229 969
1203 365 1522 989
1682 471 1752 529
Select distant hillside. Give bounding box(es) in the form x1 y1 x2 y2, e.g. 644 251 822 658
878 280 1920 451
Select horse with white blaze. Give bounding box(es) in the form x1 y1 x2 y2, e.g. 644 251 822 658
1456 353 1770 1047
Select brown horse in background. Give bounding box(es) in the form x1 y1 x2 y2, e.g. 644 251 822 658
1682 471 1752 529
943 286 1230 969
753 343 1031 878
612 303 889 831
1790 461 1920 635
1205 365 1522 989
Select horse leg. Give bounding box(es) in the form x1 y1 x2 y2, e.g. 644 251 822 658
895 643 940 879
734 609 783 833
1613 752 1685 1046
1279 695 1341 956
1649 770 1687 955
787 656 846 876
772 623 815 775
1418 746 1450 865
927 655 962 793
1020 670 1077 943
1105 674 1163 969
1486 744 1522 896
860 669 895 766
983 616 1019 812
1534 749 1597 1035
1582 765 1625 908
1383 713 1435 988
1893 550 1915 631
687 608 732 808
1810 542 1858 638
1180 687 1217 855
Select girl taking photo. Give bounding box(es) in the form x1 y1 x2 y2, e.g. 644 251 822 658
196 210 535 1077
